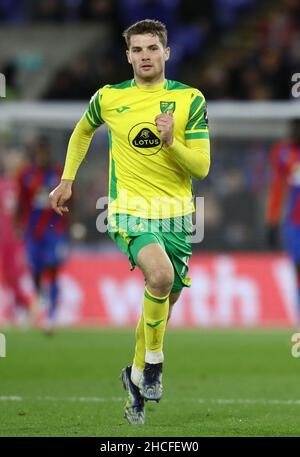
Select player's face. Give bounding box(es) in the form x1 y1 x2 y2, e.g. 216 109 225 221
126 34 170 85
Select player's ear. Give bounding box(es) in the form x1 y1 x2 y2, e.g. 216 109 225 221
126 50 132 64
164 47 170 62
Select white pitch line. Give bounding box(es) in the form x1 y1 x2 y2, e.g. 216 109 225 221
199 399 300 405
0 396 123 403
1 396 300 405
0 396 22 401
35 396 124 403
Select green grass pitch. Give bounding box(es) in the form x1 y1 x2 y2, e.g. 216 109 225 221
0 327 299 437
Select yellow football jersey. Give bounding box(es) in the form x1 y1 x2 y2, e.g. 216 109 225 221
84 79 209 219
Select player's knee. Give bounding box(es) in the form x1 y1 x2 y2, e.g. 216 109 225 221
147 267 174 295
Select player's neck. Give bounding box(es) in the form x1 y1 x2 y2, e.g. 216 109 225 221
134 74 165 87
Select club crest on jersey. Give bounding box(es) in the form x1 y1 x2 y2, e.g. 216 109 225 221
128 122 162 156
160 101 176 113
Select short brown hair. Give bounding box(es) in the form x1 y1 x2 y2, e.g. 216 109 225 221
123 19 168 49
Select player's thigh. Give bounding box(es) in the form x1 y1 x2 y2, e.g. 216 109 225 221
135 239 174 290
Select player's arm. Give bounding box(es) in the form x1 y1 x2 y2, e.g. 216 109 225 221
50 91 104 216
167 134 210 180
155 93 210 180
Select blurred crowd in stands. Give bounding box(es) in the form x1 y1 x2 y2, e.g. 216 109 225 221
199 0 300 100
1 0 299 100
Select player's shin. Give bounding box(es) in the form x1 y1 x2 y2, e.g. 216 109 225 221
132 313 145 387
138 287 169 401
143 287 169 363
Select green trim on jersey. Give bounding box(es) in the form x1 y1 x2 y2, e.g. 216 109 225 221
90 101 100 124
85 112 99 128
94 94 102 122
185 94 207 134
108 80 134 89
108 79 191 91
188 95 205 120
166 80 191 90
110 158 117 200
85 91 103 128
190 117 205 130
185 131 209 139
108 130 117 200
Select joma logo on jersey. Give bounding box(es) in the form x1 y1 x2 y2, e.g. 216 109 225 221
160 101 176 113
128 122 162 156
116 106 130 113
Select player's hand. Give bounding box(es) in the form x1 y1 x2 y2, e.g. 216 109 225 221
155 110 174 148
49 180 73 216
266 224 280 249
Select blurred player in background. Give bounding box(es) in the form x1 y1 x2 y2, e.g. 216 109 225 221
266 118 300 321
49 19 210 424
16 136 70 333
0 151 34 324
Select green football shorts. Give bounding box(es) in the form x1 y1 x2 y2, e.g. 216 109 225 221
108 213 193 293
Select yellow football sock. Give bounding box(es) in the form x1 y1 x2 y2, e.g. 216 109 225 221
132 287 169 380
143 287 169 359
133 313 145 372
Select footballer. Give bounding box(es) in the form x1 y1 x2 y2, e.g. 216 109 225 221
49 19 210 425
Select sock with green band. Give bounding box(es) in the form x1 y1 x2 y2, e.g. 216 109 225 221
143 287 169 361
132 313 145 375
